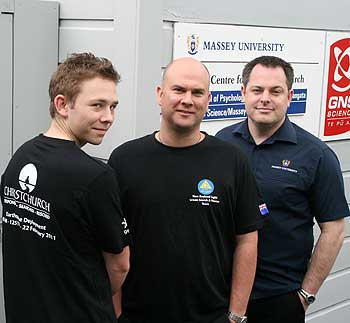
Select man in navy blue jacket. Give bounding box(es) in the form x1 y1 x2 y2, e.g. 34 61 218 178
216 55 349 323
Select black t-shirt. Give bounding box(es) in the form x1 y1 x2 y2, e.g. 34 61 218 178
1 135 129 323
108 133 262 323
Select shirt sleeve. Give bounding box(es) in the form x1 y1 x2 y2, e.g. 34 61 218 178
86 168 130 254
310 147 350 223
234 153 265 234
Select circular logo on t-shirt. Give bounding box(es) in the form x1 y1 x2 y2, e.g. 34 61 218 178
18 163 38 193
197 179 214 195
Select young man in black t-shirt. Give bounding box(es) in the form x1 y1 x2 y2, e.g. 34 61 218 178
1 53 130 323
108 57 263 323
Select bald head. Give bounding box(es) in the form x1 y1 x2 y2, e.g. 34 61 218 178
156 57 211 136
162 57 210 90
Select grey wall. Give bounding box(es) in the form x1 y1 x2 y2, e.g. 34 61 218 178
13 0 59 151
0 0 59 176
0 10 12 178
163 0 350 30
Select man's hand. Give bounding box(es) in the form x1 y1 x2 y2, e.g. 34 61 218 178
297 291 308 312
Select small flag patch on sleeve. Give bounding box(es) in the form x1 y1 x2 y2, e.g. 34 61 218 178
259 203 269 216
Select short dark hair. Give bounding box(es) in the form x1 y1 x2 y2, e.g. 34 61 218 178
48 52 121 118
242 56 294 90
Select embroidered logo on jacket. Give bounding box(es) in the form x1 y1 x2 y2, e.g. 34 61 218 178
271 160 298 173
282 160 291 167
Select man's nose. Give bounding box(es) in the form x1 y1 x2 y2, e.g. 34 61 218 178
260 90 271 104
181 91 193 105
101 107 115 123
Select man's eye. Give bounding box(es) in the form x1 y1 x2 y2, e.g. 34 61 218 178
272 89 282 95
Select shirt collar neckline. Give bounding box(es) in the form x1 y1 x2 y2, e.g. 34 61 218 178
232 117 297 145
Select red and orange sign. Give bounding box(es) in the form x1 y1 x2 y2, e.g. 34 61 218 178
324 38 350 136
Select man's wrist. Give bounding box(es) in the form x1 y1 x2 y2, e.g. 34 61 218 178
298 288 316 305
227 311 247 323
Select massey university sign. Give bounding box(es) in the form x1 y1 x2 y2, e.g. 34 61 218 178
173 23 350 141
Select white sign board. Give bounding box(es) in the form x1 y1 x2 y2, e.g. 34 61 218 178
319 32 350 141
173 23 325 136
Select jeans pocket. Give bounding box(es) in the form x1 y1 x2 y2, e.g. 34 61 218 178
118 313 130 323
294 291 306 315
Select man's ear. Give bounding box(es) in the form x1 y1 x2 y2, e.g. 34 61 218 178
241 85 246 102
156 85 163 107
53 95 69 117
206 92 211 113
287 89 293 107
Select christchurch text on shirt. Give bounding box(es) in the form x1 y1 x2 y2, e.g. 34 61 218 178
3 186 50 212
